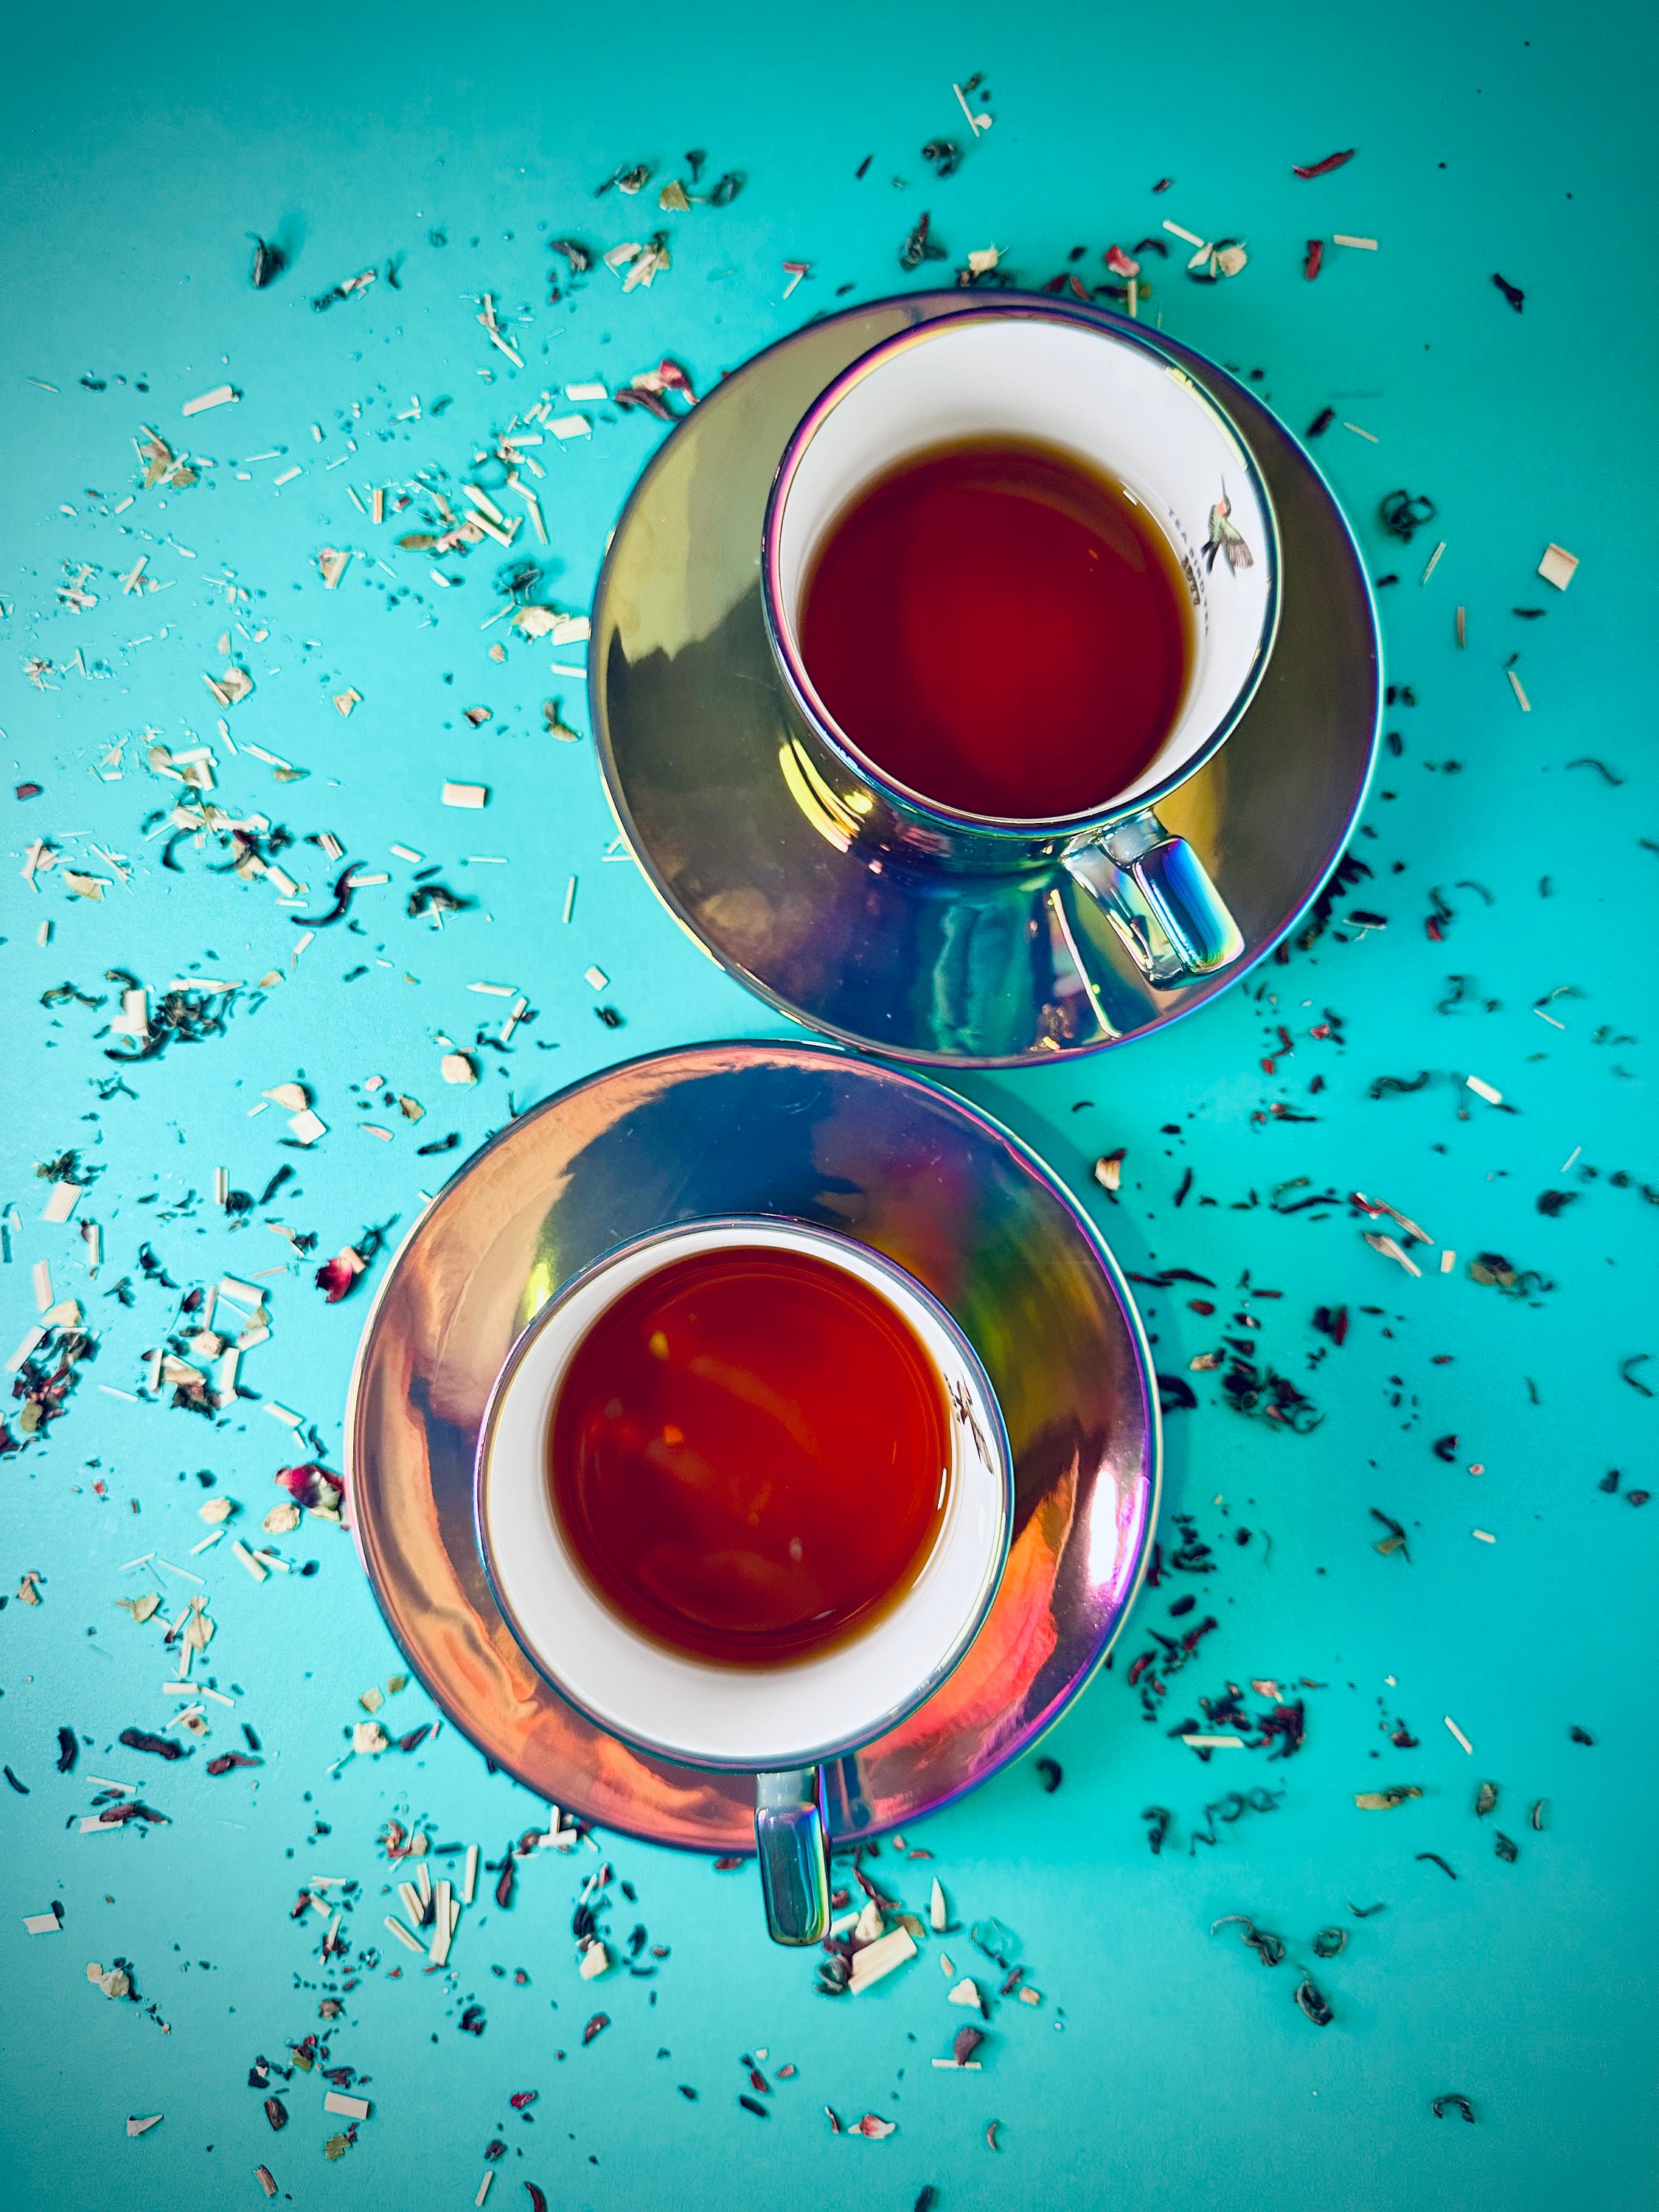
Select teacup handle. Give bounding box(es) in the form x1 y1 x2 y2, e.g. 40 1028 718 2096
1062 808 1245 987
755 1767 830 1945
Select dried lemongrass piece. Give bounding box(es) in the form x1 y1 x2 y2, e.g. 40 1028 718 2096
928 1878 948 1932
846 1926 916 1993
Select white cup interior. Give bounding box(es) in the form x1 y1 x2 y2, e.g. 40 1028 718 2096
478 1217 1012 1773
771 313 1277 818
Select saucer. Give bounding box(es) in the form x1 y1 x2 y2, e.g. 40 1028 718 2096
591 294 1381 1068
346 1040 1158 1851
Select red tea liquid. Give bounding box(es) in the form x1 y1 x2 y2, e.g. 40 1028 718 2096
799 436 1194 819
548 1246 951 1666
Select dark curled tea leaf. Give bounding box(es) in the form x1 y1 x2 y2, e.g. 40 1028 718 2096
495 1851 515 1910
1570 1725 1595 1745
951 2027 984 2067
1474 1781 1498 1818
525 2185 549 2212
249 236 286 288
1618 1355 1652 1397
1158 1373 1198 1413
1035 1757 1062 1793
1379 490 1437 543
57 1727 77 1774
1348 1901 1387 1918
1531 1799 1551 1830
1565 757 1624 785
582 2012 609 2045
1368 1070 1430 1099
1495 1832 1519 1863
1211 1915 1285 1966
1416 1851 1457 1879
1312 1927 1347 1958
1142 1806 1174 1855
119 1728 185 1761
1433 2094 1476 2122
739 2095 769 2118
1294 1975 1335 2025
1307 406 1335 437
1492 272 1525 311
3 1767 26 1795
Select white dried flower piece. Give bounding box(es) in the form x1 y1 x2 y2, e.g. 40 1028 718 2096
852 1899 886 1946
352 1721 389 1756
578 1938 611 1980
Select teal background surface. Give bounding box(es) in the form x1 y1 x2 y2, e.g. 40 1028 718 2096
2 4 1655 2208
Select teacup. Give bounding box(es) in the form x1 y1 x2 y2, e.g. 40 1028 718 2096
476 1215 1012 1944
762 306 1281 987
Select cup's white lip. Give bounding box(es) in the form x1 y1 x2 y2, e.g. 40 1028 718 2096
473 1214 1015 1774
760 303 1283 835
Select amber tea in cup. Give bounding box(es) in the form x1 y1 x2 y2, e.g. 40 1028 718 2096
798 435 1195 821
548 1244 953 1666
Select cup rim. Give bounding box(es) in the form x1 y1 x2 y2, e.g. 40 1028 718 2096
760 302 1283 836
473 1211 1016 1774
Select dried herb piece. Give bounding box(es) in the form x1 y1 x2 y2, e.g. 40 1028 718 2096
1371 1509 1410 1561
900 212 946 271
969 1917 1020 1969
1433 2094 1476 2122
119 1728 186 1761
1211 1915 1285 1966
582 2012 609 2045
1380 490 1437 543
1141 1806 1173 1855
1495 1832 1519 1863
3 1767 26 1795
1474 1781 1498 1818
1312 1927 1347 1958
1293 1975 1334 2025
1307 406 1335 437
57 1727 77 1774
1492 273 1524 312
1368 1070 1430 1099
264 2097 287 2131
525 2186 548 2212
1293 149 1357 178
250 237 287 288
739 2095 768 2119
1416 1852 1457 1879
1347 1900 1386 1918
1304 238 1324 281
1354 1786 1421 1810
